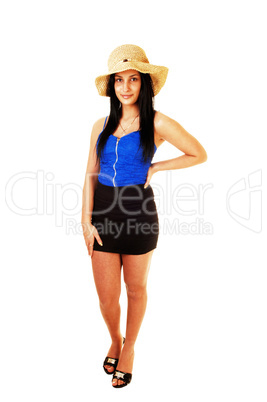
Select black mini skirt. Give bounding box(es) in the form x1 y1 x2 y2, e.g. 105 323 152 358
91 180 159 255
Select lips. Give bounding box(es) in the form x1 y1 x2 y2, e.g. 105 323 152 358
121 95 133 99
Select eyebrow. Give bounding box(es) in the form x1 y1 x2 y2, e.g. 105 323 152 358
115 73 139 77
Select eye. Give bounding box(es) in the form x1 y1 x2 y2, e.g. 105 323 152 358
131 77 138 81
115 78 122 82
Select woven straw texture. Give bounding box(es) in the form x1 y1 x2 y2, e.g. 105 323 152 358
95 44 168 97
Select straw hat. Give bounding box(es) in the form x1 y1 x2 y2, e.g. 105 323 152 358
95 44 168 97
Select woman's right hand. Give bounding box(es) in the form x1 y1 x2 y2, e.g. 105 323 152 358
82 222 103 257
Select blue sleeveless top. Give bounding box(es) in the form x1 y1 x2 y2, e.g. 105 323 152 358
97 117 157 187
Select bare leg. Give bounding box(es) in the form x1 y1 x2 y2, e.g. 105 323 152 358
91 250 124 373
112 250 154 387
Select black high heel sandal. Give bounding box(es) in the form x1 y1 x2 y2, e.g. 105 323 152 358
112 370 132 388
103 337 125 375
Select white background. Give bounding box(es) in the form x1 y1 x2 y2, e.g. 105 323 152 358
1 0 266 401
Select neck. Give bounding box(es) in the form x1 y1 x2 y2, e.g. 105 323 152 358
121 104 139 120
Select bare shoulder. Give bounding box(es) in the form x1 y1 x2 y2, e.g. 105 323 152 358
154 110 173 127
92 116 108 135
154 111 182 135
154 111 180 146
154 110 193 141
90 116 108 143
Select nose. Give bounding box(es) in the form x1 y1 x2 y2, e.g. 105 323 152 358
123 80 130 92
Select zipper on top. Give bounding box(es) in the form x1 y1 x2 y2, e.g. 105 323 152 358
112 138 119 187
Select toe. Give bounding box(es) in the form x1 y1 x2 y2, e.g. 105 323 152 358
105 365 114 373
112 378 118 386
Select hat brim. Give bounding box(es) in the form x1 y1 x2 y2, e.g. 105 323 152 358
95 61 168 97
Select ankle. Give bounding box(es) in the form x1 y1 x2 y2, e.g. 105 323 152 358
123 339 135 350
111 334 124 343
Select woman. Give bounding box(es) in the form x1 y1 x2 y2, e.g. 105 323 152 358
81 44 207 388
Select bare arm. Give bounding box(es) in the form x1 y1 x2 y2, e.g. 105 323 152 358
144 112 207 187
81 117 106 255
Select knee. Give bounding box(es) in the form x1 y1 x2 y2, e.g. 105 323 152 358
99 293 120 311
125 284 147 300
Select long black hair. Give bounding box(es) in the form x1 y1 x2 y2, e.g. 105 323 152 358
96 72 155 164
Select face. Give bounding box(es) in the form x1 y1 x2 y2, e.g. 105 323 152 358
114 70 141 106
